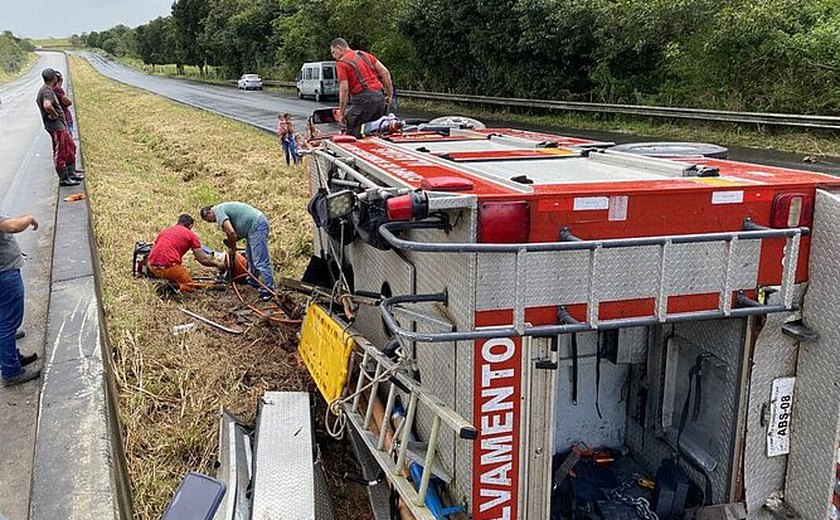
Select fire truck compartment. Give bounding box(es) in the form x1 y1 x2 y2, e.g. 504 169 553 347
548 319 747 511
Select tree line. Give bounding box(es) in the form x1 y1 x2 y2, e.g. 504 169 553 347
77 0 840 115
0 31 35 75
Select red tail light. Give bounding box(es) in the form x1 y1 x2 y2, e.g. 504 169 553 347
478 201 530 243
770 192 814 228
386 192 429 221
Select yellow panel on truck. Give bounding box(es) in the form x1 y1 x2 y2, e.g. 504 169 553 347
299 303 354 403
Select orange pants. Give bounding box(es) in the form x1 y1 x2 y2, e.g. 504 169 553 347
148 264 195 292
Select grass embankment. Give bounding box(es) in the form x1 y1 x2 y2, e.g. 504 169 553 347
117 55 229 84
69 55 365 518
0 52 36 85
401 99 840 159
32 37 73 48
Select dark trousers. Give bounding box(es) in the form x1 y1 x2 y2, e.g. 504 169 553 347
0 269 24 379
345 90 386 138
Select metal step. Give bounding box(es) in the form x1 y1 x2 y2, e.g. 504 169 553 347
213 409 251 520
251 392 317 520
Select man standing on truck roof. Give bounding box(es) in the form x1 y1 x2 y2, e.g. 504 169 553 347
147 214 224 292
200 202 276 301
330 37 393 138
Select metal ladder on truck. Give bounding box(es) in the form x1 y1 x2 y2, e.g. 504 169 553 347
342 327 477 520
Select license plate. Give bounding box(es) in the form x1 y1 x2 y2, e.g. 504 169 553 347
766 376 796 457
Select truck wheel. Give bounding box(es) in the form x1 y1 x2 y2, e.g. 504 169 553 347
427 115 486 129
609 142 729 159
315 91 321 103
298 89 303 99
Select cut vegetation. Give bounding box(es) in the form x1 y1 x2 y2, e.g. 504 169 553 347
69 55 369 519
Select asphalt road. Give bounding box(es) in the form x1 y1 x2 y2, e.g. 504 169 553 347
0 52 64 520
81 51 840 176
82 52 328 133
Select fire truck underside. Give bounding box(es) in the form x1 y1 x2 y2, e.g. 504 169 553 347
304 125 840 520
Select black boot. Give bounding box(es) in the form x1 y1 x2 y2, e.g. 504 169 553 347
59 165 79 186
67 164 84 182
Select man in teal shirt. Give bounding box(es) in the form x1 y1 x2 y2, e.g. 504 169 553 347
200 202 276 300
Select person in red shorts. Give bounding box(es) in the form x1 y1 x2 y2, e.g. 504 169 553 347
330 37 393 138
35 68 80 187
148 214 223 292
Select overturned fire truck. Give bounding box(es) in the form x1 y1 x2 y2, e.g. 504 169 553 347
297 116 840 520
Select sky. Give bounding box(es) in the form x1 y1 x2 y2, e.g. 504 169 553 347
0 0 173 39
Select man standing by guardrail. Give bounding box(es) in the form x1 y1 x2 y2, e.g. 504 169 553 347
330 37 393 138
0 213 40 387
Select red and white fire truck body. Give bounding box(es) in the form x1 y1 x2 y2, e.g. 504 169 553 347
307 124 840 520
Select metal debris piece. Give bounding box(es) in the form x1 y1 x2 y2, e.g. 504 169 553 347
181 307 244 335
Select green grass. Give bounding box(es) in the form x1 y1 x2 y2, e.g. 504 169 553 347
32 37 72 48
0 52 36 85
118 55 230 84
401 99 840 158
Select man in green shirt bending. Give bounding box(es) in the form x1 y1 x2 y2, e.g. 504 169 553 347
201 202 276 300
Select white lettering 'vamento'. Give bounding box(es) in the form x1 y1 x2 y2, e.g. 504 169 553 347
482 338 515 363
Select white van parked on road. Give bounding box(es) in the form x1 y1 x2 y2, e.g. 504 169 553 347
296 61 338 102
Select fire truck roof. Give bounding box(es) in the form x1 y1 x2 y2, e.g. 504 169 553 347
328 127 840 197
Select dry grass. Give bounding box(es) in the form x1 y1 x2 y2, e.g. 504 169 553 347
68 55 370 519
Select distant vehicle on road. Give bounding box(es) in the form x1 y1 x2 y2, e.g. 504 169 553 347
296 61 338 102
237 74 263 90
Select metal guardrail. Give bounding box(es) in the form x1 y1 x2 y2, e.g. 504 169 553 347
397 89 840 131
218 72 839 130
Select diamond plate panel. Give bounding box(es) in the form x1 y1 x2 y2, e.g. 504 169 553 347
743 288 804 518
313 459 335 520
342 207 478 508
405 218 477 506
476 253 518 309
252 392 315 520
593 246 662 300
665 240 759 295
347 242 414 349
524 251 590 306
625 319 746 503
476 242 761 311
786 189 840 520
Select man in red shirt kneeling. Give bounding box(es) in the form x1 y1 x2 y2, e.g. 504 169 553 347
148 214 223 291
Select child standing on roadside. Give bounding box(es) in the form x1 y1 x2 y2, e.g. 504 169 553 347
277 113 299 166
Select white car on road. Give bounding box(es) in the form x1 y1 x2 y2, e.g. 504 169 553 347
237 74 263 90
